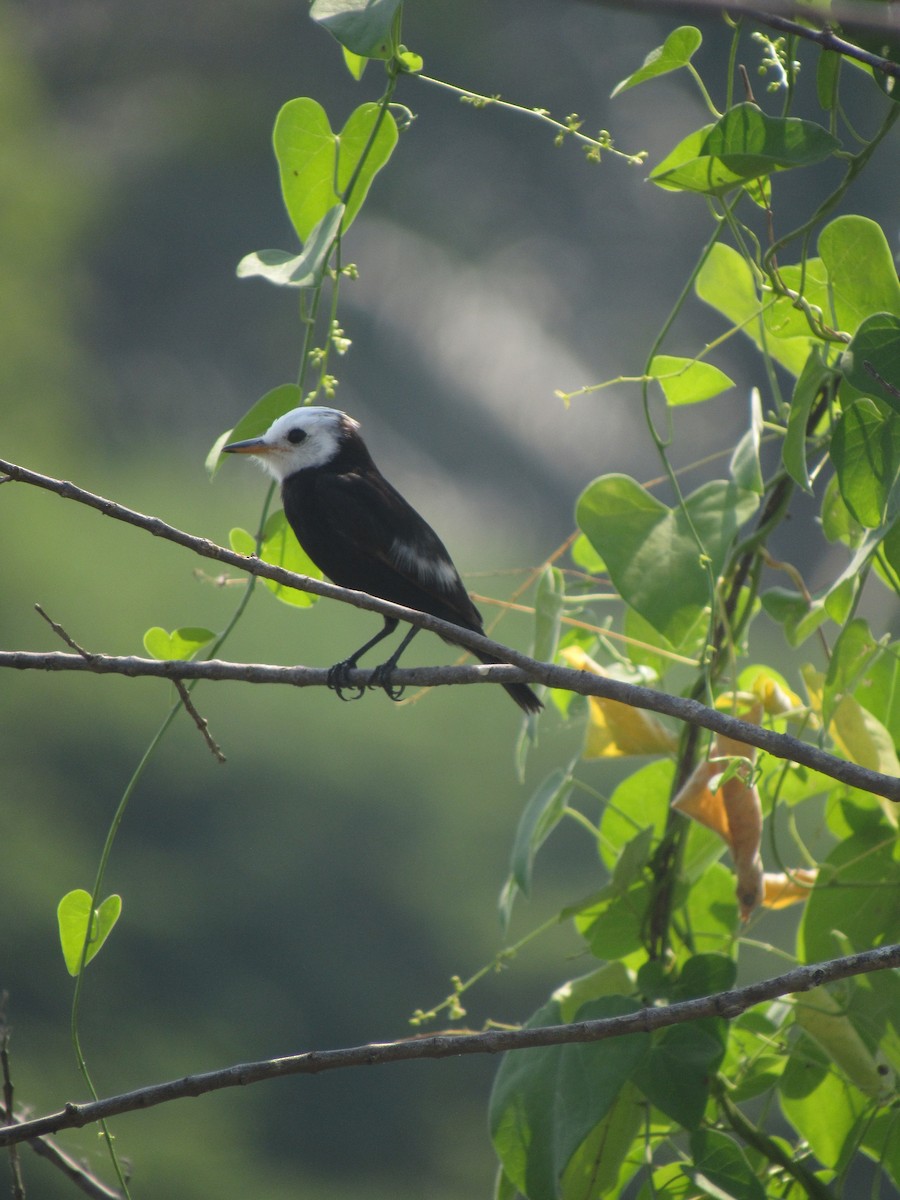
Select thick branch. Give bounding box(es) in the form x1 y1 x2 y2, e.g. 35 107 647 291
0 945 896 1148
2 457 899 800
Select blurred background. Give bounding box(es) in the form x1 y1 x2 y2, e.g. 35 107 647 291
2 1 898 1197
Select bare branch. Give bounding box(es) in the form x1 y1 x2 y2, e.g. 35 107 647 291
173 680 226 763
1 455 898 799
1 646 898 799
21 1127 124 1200
34 603 92 659
1 945 896 1148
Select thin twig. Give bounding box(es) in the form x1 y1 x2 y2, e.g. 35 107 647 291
173 680 226 763
0 994 26 1200
24 1132 124 1200
1 944 897 1148
34 603 92 659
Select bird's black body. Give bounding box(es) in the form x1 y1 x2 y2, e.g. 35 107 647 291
224 407 542 714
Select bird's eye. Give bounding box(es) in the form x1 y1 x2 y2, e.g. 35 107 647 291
287 428 307 445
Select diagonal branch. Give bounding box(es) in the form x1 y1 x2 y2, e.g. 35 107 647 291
1 944 897 1149
584 0 900 80
2 457 899 800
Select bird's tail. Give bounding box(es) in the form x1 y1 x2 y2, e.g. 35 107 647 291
475 651 543 715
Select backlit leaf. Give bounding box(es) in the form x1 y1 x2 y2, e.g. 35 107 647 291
648 355 734 406
57 889 122 977
611 26 702 96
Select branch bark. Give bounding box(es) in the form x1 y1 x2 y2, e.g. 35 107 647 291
1 944 896 1148
2 458 899 800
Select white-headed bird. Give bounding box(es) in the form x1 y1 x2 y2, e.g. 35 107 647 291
224 406 542 714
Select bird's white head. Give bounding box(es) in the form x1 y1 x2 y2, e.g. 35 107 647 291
222 406 359 481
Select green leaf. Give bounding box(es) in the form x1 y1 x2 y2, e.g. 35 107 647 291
816 49 840 110
576 475 758 645
842 312 900 414
762 258 830 341
143 626 216 661
799 813 900 965
729 388 764 494
782 347 831 493
683 862 739 952
231 510 323 607
819 216 900 336
675 953 737 999
855 640 900 745
599 759 673 873
696 244 813 377
575 880 653 960
489 996 647 1199
820 473 864 546
558 1080 644 1198
207 382 302 476
501 768 572 929
633 1020 727 1129
648 355 734 406
611 26 702 96
397 49 423 74
553 962 635 1024
780 1034 869 1171
570 532 605 575
760 587 827 647
533 566 565 667
342 45 368 80
822 618 882 727
309 0 401 59
274 99 397 243
236 204 345 289
57 889 122 977
650 104 839 195
794 986 895 1101
689 1129 767 1200
835 396 897 528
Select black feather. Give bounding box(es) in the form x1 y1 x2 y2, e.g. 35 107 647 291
280 421 542 714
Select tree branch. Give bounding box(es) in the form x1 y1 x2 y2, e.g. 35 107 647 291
2 457 899 800
583 0 900 81
1 944 896 1148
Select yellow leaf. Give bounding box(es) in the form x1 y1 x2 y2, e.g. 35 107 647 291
761 869 818 909
672 725 763 919
561 646 678 758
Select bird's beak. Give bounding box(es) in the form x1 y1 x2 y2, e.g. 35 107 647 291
222 436 271 456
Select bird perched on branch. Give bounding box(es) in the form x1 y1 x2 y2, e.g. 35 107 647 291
223 406 542 714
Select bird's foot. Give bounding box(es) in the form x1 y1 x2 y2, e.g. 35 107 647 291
369 662 405 702
326 660 365 701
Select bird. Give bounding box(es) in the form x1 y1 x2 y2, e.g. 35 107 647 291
223 406 542 714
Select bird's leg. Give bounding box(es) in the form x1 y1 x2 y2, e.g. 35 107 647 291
368 625 420 701
327 617 399 701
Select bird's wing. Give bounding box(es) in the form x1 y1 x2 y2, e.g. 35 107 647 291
314 468 483 626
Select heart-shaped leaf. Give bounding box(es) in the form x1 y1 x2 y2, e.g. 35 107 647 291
274 99 397 243
490 995 647 1198
230 510 323 607
143 626 216 661
576 475 758 645
58 889 122 977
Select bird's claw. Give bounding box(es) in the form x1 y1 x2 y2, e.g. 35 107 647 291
326 661 365 701
369 664 405 702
